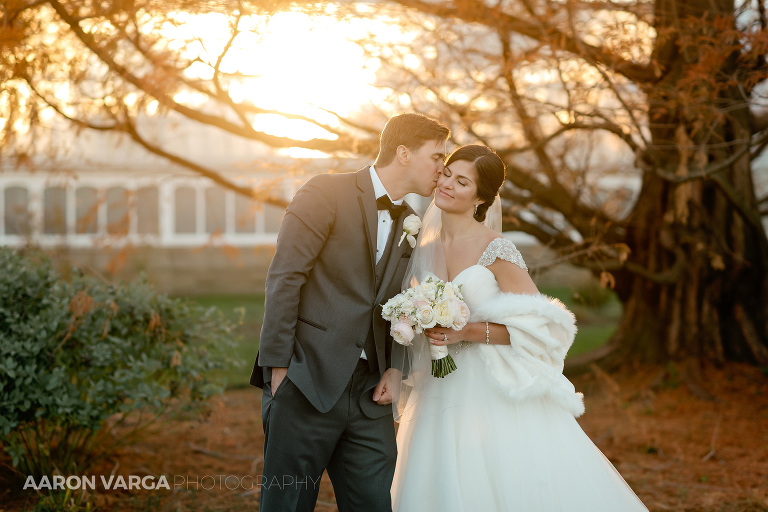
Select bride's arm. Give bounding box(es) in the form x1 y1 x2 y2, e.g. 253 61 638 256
427 321 511 346
490 258 539 295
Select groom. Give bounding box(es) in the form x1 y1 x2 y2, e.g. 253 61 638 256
250 113 450 511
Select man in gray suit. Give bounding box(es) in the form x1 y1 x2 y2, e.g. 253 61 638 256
250 113 450 511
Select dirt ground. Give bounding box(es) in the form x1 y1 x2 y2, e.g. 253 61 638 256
2 362 767 512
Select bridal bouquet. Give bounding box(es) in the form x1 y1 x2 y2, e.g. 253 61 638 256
381 276 470 378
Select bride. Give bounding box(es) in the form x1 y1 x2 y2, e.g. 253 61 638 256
390 145 648 511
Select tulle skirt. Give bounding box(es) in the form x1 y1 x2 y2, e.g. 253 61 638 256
391 347 648 512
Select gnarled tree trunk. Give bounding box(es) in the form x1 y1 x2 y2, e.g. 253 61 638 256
608 0 768 367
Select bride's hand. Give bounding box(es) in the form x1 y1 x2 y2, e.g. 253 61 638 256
427 322 486 346
425 327 462 346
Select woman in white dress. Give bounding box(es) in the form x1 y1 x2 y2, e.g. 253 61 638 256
390 145 648 512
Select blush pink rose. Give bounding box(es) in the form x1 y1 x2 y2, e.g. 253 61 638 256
391 320 415 346
451 299 470 330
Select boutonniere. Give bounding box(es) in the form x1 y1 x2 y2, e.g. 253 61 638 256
398 214 421 248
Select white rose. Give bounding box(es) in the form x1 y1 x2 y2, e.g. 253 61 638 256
398 214 422 247
403 214 422 234
419 281 437 299
416 305 437 329
433 299 453 327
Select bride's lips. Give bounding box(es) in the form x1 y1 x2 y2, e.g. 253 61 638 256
438 189 453 199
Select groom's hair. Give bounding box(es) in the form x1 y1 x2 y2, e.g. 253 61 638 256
375 113 450 167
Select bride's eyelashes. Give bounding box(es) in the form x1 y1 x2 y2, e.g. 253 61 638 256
441 168 470 187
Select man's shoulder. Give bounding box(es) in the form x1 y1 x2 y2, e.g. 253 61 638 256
304 168 364 190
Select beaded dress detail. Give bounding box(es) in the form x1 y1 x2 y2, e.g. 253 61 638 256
477 237 528 271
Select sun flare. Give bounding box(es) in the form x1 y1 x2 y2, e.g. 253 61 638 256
167 10 386 147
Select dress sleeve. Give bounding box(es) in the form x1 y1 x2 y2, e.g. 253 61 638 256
477 238 528 271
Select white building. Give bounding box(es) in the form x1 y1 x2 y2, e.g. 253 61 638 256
0 117 334 294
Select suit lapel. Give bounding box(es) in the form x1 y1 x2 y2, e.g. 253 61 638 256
371 203 416 374
356 168 377 273
375 204 414 304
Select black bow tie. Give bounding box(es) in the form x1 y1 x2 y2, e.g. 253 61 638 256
376 195 406 218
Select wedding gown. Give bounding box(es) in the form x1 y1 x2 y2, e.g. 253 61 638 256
391 239 648 512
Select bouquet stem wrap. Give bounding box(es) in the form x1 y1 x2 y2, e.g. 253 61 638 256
429 345 457 378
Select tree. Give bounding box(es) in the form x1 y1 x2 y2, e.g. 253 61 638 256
345 0 768 371
3 0 767 371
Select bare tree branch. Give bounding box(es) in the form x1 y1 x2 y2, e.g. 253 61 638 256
390 0 658 84
47 0 376 155
123 117 289 207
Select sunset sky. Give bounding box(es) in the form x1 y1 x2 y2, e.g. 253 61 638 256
166 9 392 143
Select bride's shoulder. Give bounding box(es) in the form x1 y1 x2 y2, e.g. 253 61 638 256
478 237 527 271
484 240 538 294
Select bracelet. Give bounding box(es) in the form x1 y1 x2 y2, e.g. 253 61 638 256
485 322 490 345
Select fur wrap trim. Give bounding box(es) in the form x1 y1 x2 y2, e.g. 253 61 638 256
471 293 585 417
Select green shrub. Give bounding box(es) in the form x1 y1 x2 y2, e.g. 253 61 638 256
0 248 238 477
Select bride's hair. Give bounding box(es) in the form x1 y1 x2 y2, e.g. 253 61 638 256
444 144 506 222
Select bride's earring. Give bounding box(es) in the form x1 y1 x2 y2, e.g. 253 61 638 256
474 204 478 215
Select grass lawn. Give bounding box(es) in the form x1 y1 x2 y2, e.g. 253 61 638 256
185 285 622 388
183 294 265 389
541 285 623 357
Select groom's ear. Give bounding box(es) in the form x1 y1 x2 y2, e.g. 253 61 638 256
396 145 409 166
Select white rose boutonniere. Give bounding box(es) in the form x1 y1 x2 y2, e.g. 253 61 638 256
399 214 422 248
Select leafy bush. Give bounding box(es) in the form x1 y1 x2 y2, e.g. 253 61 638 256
0 248 238 477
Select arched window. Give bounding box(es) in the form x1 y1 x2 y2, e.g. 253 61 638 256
264 203 285 234
136 186 159 235
205 187 226 234
106 186 129 235
43 187 67 234
174 186 196 234
234 193 257 233
76 187 99 234
4 186 30 235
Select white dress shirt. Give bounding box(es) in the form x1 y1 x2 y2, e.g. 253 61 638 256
369 165 403 264
362 165 403 360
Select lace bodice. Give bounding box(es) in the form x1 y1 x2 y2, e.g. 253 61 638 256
477 238 527 271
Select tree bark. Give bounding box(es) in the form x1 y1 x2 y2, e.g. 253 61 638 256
607 0 768 366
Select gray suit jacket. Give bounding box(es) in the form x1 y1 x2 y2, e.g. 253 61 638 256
250 167 415 418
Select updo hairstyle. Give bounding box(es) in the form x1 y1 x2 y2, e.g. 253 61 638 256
444 144 506 222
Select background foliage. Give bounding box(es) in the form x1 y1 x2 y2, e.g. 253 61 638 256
0 247 238 478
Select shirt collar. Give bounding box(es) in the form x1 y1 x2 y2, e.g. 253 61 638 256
369 165 402 205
